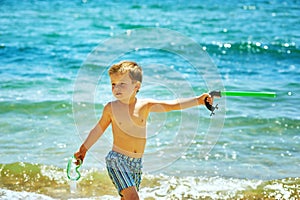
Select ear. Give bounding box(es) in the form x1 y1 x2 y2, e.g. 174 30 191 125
135 81 141 92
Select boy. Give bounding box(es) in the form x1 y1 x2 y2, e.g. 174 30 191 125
74 61 213 200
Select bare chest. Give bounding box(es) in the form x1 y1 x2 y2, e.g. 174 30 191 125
111 101 148 137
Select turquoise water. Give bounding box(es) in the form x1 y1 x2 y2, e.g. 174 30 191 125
1 0 299 199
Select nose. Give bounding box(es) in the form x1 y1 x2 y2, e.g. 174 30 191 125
112 84 121 92
114 84 120 90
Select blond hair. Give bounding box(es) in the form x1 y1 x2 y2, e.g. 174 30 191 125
108 61 143 83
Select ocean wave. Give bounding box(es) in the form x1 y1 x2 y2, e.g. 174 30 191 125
0 100 73 116
202 40 299 57
1 162 299 200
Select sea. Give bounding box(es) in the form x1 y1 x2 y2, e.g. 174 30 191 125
0 0 299 199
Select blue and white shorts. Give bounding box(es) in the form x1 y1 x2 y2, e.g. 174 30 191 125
105 151 143 196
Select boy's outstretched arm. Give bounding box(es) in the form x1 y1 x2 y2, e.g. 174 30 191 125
74 103 112 164
149 93 213 112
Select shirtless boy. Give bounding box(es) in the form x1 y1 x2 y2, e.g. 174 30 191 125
74 61 213 200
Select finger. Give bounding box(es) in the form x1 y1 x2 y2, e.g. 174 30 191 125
75 160 81 165
74 152 79 159
75 157 83 165
207 96 213 105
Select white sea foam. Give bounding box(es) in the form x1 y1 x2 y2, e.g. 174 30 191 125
0 188 118 200
139 174 262 199
0 189 55 200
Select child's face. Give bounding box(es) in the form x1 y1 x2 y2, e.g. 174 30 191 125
110 72 140 101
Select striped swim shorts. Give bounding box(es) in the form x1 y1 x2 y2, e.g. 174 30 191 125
105 151 143 196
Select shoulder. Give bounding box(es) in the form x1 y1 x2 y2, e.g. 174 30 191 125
104 100 119 107
137 98 159 108
137 98 154 105
139 98 162 104
102 102 114 114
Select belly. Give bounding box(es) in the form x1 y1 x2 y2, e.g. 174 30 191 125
112 131 146 158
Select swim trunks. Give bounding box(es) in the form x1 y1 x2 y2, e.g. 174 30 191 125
105 151 143 196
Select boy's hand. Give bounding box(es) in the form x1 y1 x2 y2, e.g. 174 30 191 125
199 93 213 105
74 144 88 165
204 94 213 105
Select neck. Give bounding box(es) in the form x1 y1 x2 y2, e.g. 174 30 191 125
119 96 136 105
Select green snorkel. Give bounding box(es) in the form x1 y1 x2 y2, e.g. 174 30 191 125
205 90 277 116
